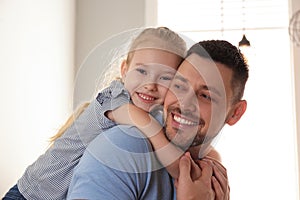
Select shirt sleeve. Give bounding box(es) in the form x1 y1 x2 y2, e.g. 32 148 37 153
95 80 131 130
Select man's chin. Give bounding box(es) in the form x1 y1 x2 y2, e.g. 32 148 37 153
165 127 194 149
169 135 196 151
171 133 213 151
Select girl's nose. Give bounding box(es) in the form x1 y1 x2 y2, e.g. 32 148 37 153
144 83 158 91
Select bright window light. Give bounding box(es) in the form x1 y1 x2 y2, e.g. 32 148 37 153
157 0 298 199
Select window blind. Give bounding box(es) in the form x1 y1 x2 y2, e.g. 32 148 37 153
157 0 289 32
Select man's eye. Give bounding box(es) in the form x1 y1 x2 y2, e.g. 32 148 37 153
203 94 211 100
172 83 184 91
199 93 213 102
174 84 180 89
136 68 147 75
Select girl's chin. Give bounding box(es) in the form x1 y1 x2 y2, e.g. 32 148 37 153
132 99 156 112
133 102 151 112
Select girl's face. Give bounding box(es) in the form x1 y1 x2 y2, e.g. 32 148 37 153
122 49 183 112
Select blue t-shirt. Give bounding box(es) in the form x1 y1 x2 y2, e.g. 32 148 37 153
67 124 175 200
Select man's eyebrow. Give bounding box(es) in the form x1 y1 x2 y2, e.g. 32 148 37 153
174 74 188 83
174 74 222 97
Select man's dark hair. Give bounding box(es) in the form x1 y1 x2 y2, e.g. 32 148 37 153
186 40 249 103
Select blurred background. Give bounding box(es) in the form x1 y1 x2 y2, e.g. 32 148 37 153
0 0 299 199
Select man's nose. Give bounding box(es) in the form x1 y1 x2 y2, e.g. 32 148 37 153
178 91 198 112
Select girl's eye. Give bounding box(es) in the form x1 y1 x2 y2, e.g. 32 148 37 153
160 76 172 81
136 68 147 75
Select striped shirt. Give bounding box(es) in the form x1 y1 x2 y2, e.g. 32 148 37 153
17 80 131 200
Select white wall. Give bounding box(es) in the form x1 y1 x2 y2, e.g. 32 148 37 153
0 0 146 197
0 0 75 197
74 0 145 107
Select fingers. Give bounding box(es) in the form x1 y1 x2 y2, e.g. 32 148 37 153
176 157 215 200
199 158 230 200
178 154 230 200
204 156 227 175
201 157 228 182
187 153 202 181
212 176 225 200
212 164 229 194
198 160 213 181
178 154 192 182
213 178 230 200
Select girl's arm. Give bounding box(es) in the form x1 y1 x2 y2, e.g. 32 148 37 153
107 103 183 179
107 103 223 179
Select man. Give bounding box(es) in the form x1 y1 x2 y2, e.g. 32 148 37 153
67 40 248 200
168 40 248 199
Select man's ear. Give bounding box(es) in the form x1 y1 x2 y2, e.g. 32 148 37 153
120 60 129 80
226 100 247 126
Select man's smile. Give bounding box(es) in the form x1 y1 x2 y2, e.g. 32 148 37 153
172 113 198 126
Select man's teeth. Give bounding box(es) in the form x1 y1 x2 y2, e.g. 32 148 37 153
174 115 197 126
139 93 155 101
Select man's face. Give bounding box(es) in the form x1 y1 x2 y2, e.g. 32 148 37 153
163 53 236 150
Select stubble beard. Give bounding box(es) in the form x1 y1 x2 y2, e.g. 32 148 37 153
163 106 208 150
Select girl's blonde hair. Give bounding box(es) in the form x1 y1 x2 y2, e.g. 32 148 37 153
49 102 90 144
126 27 186 65
49 27 186 144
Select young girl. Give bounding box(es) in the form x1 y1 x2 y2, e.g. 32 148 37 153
3 27 188 200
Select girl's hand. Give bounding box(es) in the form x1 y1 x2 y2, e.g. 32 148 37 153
202 157 230 200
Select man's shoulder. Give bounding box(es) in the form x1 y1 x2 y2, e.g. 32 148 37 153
88 125 153 155
85 125 157 173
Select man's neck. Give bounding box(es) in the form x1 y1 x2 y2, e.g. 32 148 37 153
188 144 211 160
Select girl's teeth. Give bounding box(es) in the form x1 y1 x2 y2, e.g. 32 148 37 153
139 93 154 101
174 115 197 126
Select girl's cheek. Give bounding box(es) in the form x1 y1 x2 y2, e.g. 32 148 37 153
124 78 139 91
160 87 169 98
163 92 176 107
